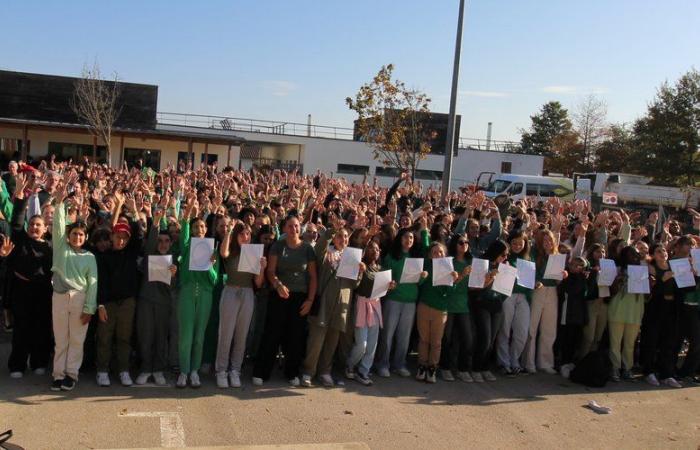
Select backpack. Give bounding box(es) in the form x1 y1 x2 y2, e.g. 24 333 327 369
570 350 611 388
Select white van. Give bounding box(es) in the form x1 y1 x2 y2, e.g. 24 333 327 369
477 172 575 201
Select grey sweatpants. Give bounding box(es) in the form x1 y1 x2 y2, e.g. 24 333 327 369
215 286 255 373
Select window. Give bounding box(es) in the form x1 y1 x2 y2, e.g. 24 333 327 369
177 151 195 166
48 142 106 162
526 184 543 196
501 161 512 173
487 179 511 193
414 169 443 181
375 167 402 178
509 182 523 195
337 164 370 175
201 153 218 165
124 148 161 170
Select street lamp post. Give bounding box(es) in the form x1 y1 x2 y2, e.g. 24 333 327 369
441 0 466 199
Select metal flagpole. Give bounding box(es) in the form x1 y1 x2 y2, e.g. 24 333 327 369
441 0 466 199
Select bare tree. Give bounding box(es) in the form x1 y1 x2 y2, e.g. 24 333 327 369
70 61 121 165
346 64 432 178
573 94 607 169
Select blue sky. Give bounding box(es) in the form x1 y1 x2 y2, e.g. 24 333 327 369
2 0 698 141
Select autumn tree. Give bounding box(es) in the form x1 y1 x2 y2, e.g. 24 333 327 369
633 68 700 186
595 124 635 173
573 94 607 169
70 61 121 165
544 131 584 175
346 64 432 178
520 101 573 156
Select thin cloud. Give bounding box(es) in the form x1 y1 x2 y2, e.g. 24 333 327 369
459 90 510 98
541 85 609 95
262 80 298 97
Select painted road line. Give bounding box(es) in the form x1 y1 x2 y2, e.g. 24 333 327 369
119 411 185 448
104 443 370 450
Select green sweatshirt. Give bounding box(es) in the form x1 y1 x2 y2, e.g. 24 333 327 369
51 202 99 314
444 258 470 313
419 260 457 312
383 252 423 303
178 219 220 288
508 255 533 302
531 247 559 287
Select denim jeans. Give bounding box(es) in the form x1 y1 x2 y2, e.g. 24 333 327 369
375 300 416 371
347 325 380 377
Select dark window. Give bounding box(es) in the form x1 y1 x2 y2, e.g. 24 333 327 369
501 161 512 173
48 141 106 162
124 148 161 171
525 183 542 196
177 151 195 166
375 166 402 178
414 169 443 180
337 164 370 175
201 153 218 165
509 182 523 195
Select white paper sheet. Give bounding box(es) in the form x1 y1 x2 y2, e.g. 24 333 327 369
516 259 536 289
691 248 700 274
238 244 264 274
189 237 215 271
669 258 696 289
598 259 618 287
336 247 363 280
627 265 650 294
493 263 518 297
543 254 567 281
468 258 489 288
400 258 424 284
433 257 455 287
148 255 173 285
370 270 393 299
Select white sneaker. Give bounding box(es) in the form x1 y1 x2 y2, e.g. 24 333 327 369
377 368 391 378
229 370 241 388
288 376 300 387
541 367 557 375
482 371 497 382
96 372 111 387
33 368 47 376
471 371 484 383
319 373 334 387
10 371 22 379
120 371 133 386
135 373 151 385
441 369 455 381
645 373 660 386
396 368 411 377
176 373 188 388
301 374 312 387
216 372 229 388
153 372 167 386
662 377 682 388
190 371 201 388
252 377 263 386
457 371 474 382
560 363 575 379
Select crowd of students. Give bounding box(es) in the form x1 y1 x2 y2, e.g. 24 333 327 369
2 158 699 392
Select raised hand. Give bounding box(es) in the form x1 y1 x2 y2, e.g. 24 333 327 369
0 235 14 258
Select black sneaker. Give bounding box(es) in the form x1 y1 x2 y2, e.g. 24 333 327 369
50 379 63 391
415 366 426 381
356 373 373 386
61 377 76 391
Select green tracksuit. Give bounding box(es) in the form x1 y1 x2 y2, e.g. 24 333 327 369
177 219 219 373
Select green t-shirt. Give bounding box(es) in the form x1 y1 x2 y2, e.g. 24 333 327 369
270 240 315 294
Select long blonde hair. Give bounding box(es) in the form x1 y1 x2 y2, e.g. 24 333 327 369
535 229 558 267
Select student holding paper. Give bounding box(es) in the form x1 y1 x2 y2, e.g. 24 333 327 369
607 246 646 381
470 240 509 382
496 231 532 377
556 256 588 375
346 241 395 386
176 194 220 388
439 235 474 382
135 208 177 386
673 236 700 382
216 222 266 388
526 230 566 374
375 228 428 378
415 242 459 383
579 244 610 357
302 227 362 387
639 243 681 387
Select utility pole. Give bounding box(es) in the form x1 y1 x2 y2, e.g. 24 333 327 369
441 0 466 199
